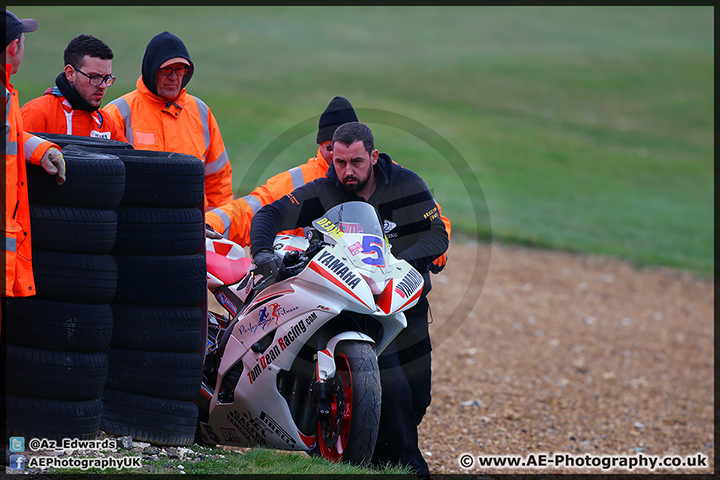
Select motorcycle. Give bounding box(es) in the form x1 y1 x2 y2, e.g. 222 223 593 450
195 202 424 465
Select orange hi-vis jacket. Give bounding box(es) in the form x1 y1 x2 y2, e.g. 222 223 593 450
3 65 58 298
104 77 233 209
21 89 127 142
206 146 452 261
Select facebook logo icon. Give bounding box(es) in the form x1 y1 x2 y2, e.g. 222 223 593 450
9 455 26 470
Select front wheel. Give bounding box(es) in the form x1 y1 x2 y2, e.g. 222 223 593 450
315 341 381 466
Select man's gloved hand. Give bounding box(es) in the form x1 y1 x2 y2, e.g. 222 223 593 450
40 148 66 185
429 253 447 274
252 249 282 289
205 224 223 239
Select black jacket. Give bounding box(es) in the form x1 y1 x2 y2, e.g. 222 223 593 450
250 153 449 294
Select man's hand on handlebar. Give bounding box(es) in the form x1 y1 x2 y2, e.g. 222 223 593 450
252 249 283 290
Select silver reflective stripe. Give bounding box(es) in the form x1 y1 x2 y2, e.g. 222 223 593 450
289 167 305 189
6 141 17 155
209 208 232 238
109 98 133 144
24 135 46 160
242 195 264 215
4 89 12 147
4 236 17 253
195 96 210 161
205 150 229 176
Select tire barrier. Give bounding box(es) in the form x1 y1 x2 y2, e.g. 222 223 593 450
113 254 206 307
100 389 199 446
6 394 104 441
97 146 205 444
3 298 113 352
6 138 206 444
29 131 133 151
110 304 203 352
31 251 117 305
80 147 205 208
26 148 125 209
105 349 203 401
5 344 109 401
30 205 118 255
114 207 204 256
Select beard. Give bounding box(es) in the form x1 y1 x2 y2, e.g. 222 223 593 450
341 175 369 194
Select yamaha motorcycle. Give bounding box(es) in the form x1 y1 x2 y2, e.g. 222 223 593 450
196 202 424 465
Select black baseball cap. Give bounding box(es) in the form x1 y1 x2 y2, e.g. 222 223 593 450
4 9 38 48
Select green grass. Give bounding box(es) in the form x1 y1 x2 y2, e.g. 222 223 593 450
9 6 713 272
44 444 413 475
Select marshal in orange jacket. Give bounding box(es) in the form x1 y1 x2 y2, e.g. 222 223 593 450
3 65 59 298
21 89 127 142
104 76 233 210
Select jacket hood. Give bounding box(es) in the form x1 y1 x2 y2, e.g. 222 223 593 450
141 31 194 96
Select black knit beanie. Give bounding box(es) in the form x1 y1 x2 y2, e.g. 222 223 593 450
316 96 358 144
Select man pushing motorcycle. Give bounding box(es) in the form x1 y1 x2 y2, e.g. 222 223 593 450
249 121 448 476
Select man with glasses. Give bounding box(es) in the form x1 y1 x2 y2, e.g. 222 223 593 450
104 31 232 209
21 34 126 141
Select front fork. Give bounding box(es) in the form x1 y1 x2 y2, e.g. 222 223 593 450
310 332 374 419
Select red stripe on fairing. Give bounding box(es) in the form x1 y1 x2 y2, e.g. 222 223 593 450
398 288 422 311
376 279 393 314
308 261 373 310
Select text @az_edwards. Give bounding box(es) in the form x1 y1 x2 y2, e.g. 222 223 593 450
459 452 709 471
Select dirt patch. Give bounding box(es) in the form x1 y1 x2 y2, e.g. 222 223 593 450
420 241 714 474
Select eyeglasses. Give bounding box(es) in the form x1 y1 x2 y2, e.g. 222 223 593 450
157 65 191 77
321 141 333 152
75 67 116 87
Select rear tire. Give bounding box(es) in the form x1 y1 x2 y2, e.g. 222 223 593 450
315 341 381 466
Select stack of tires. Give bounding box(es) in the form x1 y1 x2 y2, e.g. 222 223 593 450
5 145 126 440
85 147 207 446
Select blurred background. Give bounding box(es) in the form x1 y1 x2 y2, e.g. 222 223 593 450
9 6 713 273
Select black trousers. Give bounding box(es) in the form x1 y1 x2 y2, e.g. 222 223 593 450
371 296 432 475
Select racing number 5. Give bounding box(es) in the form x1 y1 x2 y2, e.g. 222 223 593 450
361 235 385 267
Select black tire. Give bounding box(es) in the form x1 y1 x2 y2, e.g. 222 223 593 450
114 207 203 256
81 148 204 208
32 251 117 304
110 304 203 352
26 148 125 209
4 344 108 401
101 389 198 446
30 204 117 254
29 132 133 150
2 297 113 352
6 394 103 441
113 254 205 306
315 341 381 466
105 349 203 401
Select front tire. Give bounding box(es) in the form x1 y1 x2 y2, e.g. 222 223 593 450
316 341 381 466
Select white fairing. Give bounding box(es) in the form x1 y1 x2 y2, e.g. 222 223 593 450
200 202 422 451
